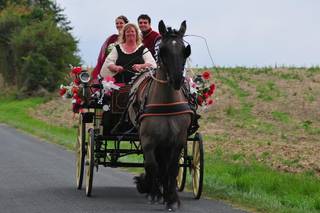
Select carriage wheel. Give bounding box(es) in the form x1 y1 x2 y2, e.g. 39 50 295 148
85 128 95 196
76 113 86 189
191 132 204 199
177 144 187 192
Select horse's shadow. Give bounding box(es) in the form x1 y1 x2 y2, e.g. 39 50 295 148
88 186 140 200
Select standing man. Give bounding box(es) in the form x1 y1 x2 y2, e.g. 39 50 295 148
137 14 161 58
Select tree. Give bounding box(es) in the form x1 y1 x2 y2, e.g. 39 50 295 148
11 19 80 92
0 1 80 95
0 6 24 84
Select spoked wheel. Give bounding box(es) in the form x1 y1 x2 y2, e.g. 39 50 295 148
191 132 204 199
76 113 86 189
177 144 187 192
85 128 95 197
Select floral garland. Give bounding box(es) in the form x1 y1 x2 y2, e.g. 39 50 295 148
59 66 83 113
59 66 121 113
59 66 215 113
187 70 216 107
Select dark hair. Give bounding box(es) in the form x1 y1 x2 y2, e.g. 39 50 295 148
116 15 129 24
137 14 151 24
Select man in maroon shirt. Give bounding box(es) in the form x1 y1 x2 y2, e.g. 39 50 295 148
137 14 161 58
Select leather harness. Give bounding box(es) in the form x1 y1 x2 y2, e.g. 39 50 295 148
129 70 194 124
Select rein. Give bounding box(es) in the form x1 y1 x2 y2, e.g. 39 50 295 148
149 69 168 84
121 46 151 73
184 34 216 68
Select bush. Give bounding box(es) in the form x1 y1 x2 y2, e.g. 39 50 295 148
0 2 80 96
11 19 79 93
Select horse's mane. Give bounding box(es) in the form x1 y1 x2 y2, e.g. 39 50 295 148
162 27 182 39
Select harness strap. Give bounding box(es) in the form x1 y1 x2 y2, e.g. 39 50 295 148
139 102 193 121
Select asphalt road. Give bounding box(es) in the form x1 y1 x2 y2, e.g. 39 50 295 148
0 124 248 213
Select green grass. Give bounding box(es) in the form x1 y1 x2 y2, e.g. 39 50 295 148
279 73 302 80
225 104 275 134
256 81 281 101
200 152 320 213
218 76 250 100
271 111 290 123
299 120 320 135
0 97 76 149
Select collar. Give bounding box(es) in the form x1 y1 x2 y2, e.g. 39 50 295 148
142 28 152 37
119 43 143 54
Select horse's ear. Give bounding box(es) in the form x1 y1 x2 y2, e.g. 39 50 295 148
158 20 167 36
185 44 191 58
178 20 187 36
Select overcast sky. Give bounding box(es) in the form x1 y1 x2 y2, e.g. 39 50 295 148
54 0 320 68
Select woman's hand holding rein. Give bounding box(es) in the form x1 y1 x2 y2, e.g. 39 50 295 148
132 63 152 72
109 64 124 73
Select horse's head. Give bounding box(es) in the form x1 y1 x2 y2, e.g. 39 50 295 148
158 20 191 90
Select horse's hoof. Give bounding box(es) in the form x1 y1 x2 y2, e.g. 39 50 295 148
166 204 176 212
167 207 174 212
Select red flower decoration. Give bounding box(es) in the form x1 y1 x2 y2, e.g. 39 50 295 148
197 96 203 105
76 97 82 105
190 71 216 107
104 76 115 82
72 67 82 75
60 65 88 114
210 83 215 92
202 71 211 80
74 78 80 85
72 87 79 94
59 87 67 96
207 99 214 105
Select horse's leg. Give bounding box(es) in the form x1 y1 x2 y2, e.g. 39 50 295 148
156 147 169 204
141 137 162 203
166 143 183 211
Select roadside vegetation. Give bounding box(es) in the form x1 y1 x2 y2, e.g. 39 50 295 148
0 96 75 149
0 0 80 96
1 67 320 213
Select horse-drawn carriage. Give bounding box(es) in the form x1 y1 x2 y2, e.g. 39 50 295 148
73 20 206 210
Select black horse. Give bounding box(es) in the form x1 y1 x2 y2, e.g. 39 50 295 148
128 20 192 211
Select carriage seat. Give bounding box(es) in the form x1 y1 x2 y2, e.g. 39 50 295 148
102 85 136 136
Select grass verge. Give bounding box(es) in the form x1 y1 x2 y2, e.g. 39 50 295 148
0 97 76 149
201 152 320 213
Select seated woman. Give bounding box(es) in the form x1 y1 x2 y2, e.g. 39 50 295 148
100 23 157 84
100 23 156 134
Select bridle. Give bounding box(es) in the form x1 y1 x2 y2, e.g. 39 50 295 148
149 69 168 84
154 32 187 85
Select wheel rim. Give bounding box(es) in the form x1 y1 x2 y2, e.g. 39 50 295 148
177 146 187 191
85 129 94 196
76 114 85 189
192 142 200 195
191 133 203 199
177 151 184 188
